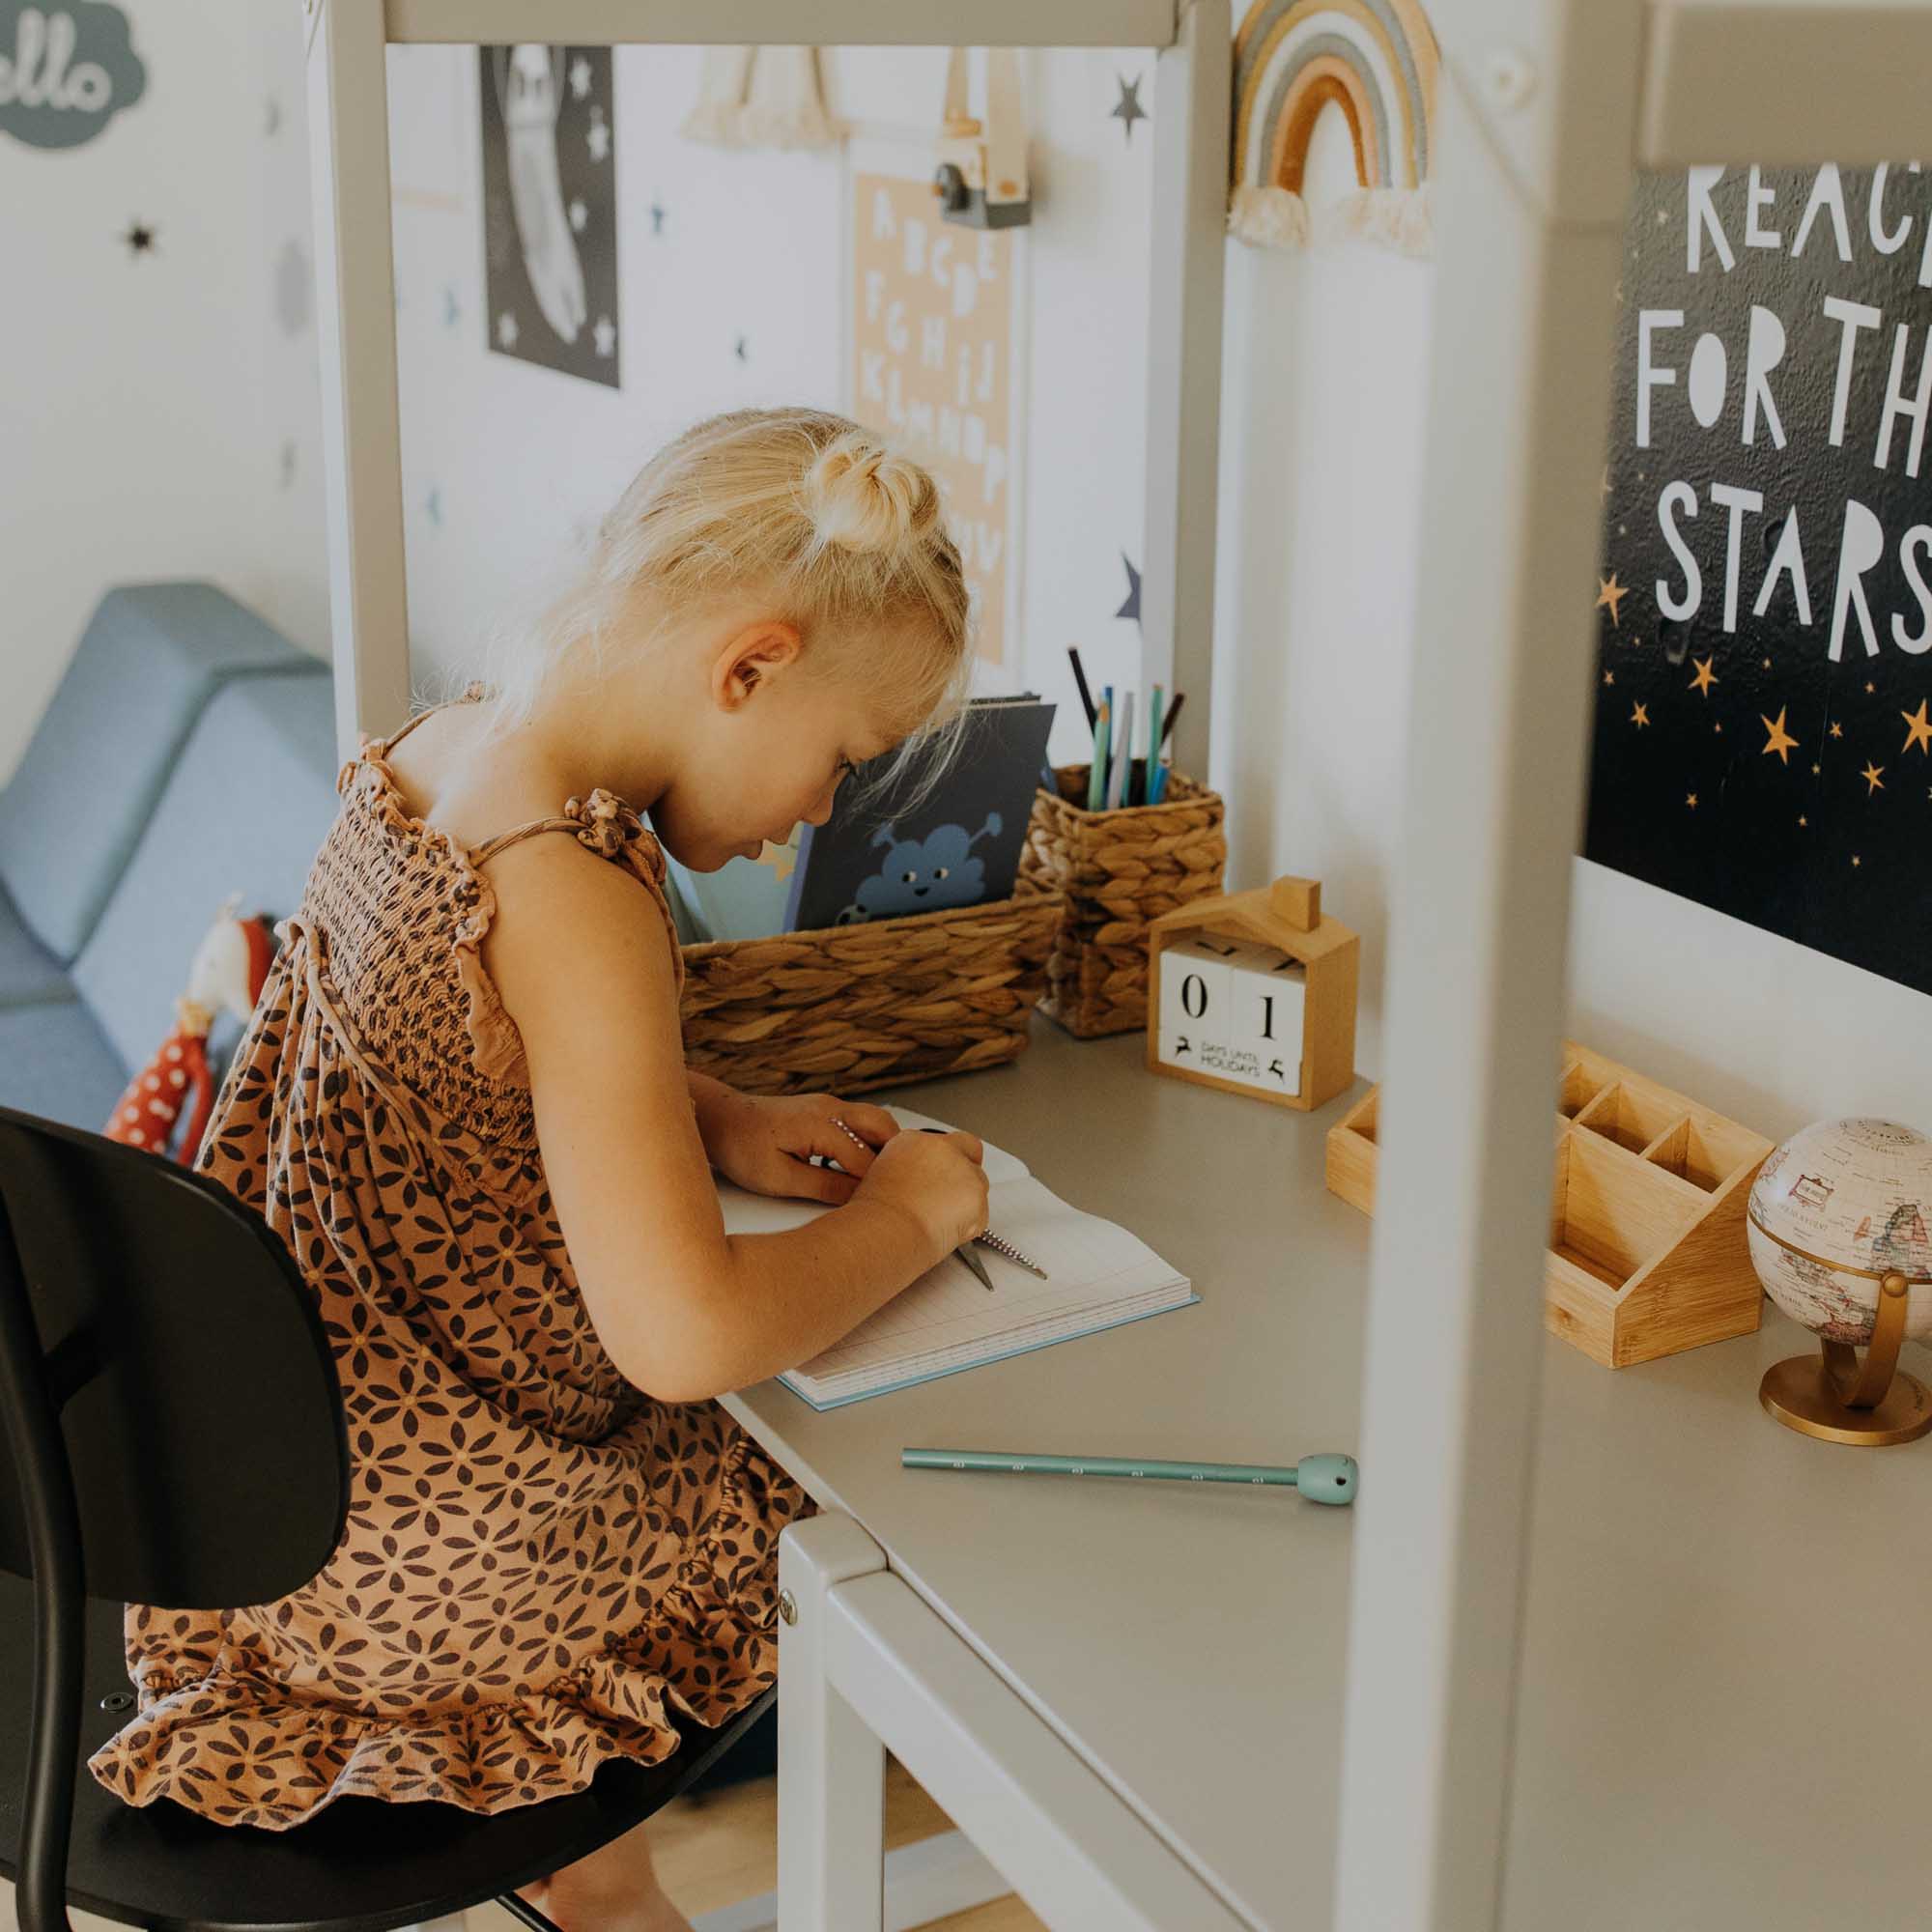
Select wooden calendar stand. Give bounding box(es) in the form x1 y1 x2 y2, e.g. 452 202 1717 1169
1145 874 1358 1112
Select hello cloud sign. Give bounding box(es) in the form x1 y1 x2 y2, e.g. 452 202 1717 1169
1 2 145 150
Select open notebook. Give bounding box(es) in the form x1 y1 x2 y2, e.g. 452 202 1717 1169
715 1105 1199 1409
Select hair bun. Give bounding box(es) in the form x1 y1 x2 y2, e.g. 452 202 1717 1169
804 429 941 554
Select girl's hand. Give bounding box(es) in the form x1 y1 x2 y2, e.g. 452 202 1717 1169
702 1092 901 1204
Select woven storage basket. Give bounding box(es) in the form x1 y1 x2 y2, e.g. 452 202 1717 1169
1018 763 1227 1037
677 879 1064 1097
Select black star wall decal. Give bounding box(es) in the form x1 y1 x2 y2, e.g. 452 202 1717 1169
121 218 156 256
1112 72 1148 143
1116 553 1141 625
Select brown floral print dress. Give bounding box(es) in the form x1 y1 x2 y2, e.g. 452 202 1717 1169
87 691 814 1829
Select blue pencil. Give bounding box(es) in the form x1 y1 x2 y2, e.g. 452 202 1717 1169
1087 689 1111 810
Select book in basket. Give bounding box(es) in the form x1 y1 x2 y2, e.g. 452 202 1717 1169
715 1104 1198 1409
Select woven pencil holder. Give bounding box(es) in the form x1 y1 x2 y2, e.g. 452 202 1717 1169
1018 764 1227 1037
677 879 1064 1097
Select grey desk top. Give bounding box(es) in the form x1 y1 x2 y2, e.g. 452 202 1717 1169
722 1017 1932 1931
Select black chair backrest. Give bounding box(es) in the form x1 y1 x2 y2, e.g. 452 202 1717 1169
0 1106 347 1605
0 1105 347 1932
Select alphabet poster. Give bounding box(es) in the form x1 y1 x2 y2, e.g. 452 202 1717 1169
479 44 619 387
850 172 1021 669
1588 165 1932 996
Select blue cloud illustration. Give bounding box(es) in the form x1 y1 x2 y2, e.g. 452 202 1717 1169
1 2 148 152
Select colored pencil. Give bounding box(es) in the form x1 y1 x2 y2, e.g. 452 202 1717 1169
1086 695 1111 810
1066 646 1097 730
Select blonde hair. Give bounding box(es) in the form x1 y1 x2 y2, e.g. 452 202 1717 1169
477 407 977 815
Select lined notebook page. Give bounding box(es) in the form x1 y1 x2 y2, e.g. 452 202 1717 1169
791 1177 1181 1382
710 1105 1195 1408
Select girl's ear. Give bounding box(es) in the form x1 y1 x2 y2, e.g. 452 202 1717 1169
716 618 803 708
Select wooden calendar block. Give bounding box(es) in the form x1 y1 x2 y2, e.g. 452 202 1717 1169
1154 933 1246 1074
1145 873 1356 1111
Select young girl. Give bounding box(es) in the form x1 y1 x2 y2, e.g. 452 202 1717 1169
88 408 995 1932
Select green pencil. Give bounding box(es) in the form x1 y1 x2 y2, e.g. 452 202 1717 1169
901 1446 1357 1503
1086 696 1111 810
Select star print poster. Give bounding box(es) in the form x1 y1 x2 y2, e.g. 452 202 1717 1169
479 45 619 387
1587 164 1932 997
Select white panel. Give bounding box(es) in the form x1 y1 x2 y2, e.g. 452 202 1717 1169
384 0 1181 48
1640 1 1932 168
1331 5 1643 1922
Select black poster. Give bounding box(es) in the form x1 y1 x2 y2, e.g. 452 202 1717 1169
479 44 619 387
1588 165 1932 996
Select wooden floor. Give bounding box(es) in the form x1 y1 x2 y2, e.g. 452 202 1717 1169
464 1756 1044 1930
1 1758 1042 1932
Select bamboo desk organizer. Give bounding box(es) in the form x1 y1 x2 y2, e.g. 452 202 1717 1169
1325 1040 1776 1367
1145 874 1358 1111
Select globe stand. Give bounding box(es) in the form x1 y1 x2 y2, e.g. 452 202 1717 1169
1759 1270 1932 1445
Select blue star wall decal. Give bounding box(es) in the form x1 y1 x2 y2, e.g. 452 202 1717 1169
1116 553 1142 625
1112 72 1148 143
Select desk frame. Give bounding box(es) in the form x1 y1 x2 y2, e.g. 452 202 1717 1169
301 0 1932 1924
776 1514 1247 1931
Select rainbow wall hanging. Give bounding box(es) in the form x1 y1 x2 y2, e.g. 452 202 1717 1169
1228 0 1440 257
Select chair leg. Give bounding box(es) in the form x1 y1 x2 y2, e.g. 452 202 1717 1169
776 1516 887 1932
493 1895 566 1932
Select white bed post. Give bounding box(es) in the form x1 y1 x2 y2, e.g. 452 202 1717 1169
1331 0 1645 1925
304 0 412 761
1141 0 1231 787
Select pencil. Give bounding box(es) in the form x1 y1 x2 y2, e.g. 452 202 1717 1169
900 1447 1359 1503
1087 695 1110 810
1066 646 1097 730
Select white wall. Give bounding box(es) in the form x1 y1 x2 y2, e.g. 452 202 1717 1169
0 1 324 781
5 10 1927 1136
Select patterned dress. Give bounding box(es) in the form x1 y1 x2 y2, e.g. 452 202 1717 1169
87 693 814 1829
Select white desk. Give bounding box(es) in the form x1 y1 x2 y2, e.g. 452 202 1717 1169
721 1018 1932 1930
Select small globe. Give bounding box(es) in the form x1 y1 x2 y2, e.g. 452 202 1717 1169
1747 1117 1932 1346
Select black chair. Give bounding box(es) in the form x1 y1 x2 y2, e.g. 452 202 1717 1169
0 1106 774 1932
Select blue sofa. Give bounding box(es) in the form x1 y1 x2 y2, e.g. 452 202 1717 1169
0 582 341 1130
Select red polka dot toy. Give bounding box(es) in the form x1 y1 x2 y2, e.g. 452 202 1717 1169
104 899 275 1165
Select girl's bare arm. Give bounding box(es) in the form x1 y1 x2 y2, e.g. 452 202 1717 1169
477 838 947 1400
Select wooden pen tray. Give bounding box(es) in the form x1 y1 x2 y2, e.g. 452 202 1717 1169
1324 1041 1776 1367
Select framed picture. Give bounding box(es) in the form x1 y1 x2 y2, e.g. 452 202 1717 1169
479 43 620 387
841 134 1029 674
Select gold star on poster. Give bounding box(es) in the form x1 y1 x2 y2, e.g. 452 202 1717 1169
1632 703 1650 727
1761 656 1772 669
1861 760 1886 794
755 839 797 883
1903 698 1932 755
1865 680 1877 694
1686 792 1698 809
1830 721 1844 739
1761 706 1798 762
1716 721 1724 733
1603 669 1615 686
1690 656 1719 696
1853 854 1862 867
1799 815 1808 827
1597 574 1629 625
1812 762 1822 776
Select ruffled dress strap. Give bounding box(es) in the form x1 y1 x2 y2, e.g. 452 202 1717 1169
455 786 686 1088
